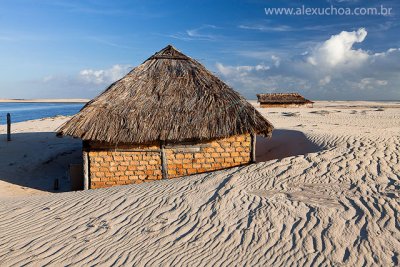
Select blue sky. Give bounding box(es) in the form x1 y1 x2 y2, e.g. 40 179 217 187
0 0 399 100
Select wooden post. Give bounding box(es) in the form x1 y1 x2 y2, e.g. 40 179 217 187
54 178 59 190
83 150 89 190
160 141 168 179
7 113 11 141
250 133 256 163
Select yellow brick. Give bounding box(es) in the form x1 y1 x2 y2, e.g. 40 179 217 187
234 157 243 163
225 157 234 163
187 168 197 174
128 165 137 171
215 158 225 163
219 141 231 147
194 153 204 159
96 171 105 177
91 167 99 172
114 156 123 161
175 153 185 159
212 163 222 169
94 157 103 162
118 166 127 171
211 152 220 157
183 163 192 169
104 156 113 162
168 169 177 175
192 163 202 168
231 152 240 157
99 167 108 172
202 163 212 169
182 159 192 164
240 152 249 157
211 142 221 148
224 147 235 153
215 147 225 153
203 153 211 158
236 135 245 142
221 152 230 157
91 181 105 188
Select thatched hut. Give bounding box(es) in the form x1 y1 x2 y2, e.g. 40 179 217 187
257 93 314 108
58 45 273 189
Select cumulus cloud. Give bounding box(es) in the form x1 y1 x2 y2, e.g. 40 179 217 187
79 64 131 85
319 75 331 86
32 64 132 98
216 28 400 100
216 63 269 76
307 28 368 67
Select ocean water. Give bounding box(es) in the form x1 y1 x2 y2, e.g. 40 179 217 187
0 103 85 124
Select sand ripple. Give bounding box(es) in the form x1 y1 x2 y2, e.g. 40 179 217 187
0 105 399 266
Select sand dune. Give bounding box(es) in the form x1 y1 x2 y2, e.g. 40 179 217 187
0 101 399 266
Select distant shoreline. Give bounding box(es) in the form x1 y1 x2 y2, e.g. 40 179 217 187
0 99 89 103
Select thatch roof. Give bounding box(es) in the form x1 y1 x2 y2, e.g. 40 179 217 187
57 45 273 144
257 93 313 104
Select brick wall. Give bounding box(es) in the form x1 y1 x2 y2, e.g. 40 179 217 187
165 135 251 178
87 134 252 189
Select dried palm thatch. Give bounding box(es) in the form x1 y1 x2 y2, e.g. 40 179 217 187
57 45 273 144
257 93 313 104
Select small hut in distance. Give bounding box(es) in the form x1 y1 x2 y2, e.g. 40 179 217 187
257 93 314 108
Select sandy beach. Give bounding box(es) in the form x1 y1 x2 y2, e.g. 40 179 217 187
0 101 399 266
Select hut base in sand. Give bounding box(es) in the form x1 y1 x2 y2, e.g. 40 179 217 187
86 134 255 189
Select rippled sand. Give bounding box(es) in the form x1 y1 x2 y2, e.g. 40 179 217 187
0 101 399 266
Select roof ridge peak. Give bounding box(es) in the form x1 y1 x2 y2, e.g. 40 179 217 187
148 45 190 60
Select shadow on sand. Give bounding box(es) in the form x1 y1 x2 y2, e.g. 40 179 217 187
256 129 323 162
0 132 82 195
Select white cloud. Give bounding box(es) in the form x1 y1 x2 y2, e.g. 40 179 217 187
357 78 388 90
239 24 292 32
319 75 331 86
79 64 131 85
216 28 400 100
169 25 220 41
216 63 269 77
307 28 368 67
271 55 280 67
